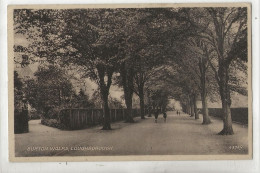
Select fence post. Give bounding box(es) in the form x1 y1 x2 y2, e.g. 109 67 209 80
115 109 117 121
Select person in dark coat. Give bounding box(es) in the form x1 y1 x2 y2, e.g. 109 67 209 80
154 109 159 123
163 112 167 122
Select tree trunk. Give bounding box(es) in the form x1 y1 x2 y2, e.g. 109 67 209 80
218 64 234 135
101 92 111 130
219 101 233 135
121 64 134 123
185 97 190 115
147 90 152 117
193 94 199 119
184 104 187 114
186 101 191 115
186 104 189 114
198 55 211 124
139 90 145 119
220 100 234 134
97 66 113 130
134 72 146 119
124 90 134 123
207 13 234 135
201 92 211 124
190 96 194 117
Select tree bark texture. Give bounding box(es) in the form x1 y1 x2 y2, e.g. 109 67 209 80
139 89 145 119
193 94 199 119
190 95 194 117
207 9 234 134
199 57 211 124
218 63 234 135
121 63 135 123
186 98 191 115
201 92 211 124
97 66 113 130
101 92 111 130
147 90 152 117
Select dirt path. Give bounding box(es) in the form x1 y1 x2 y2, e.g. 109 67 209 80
15 111 248 157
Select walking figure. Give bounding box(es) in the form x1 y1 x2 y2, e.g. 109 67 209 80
154 109 159 123
163 112 167 122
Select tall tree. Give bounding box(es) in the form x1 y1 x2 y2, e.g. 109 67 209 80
205 8 248 135
24 65 75 119
183 38 214 124
133 45 163 119
14 9 124 129
119 62 135 122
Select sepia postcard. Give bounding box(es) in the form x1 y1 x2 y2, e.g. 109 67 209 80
8 3 252 162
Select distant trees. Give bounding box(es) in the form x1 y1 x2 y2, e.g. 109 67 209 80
162 60 201 119
133 60 155 119
176 38 214 123
24 65 94 119
90 89 124 109
74 89 95 108
24 65 71 118
150 90 169 112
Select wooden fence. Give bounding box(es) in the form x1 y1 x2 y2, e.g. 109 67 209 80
59 108 150 130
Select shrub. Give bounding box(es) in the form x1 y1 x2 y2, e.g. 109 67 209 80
41 118 66 129
29 109 41 120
